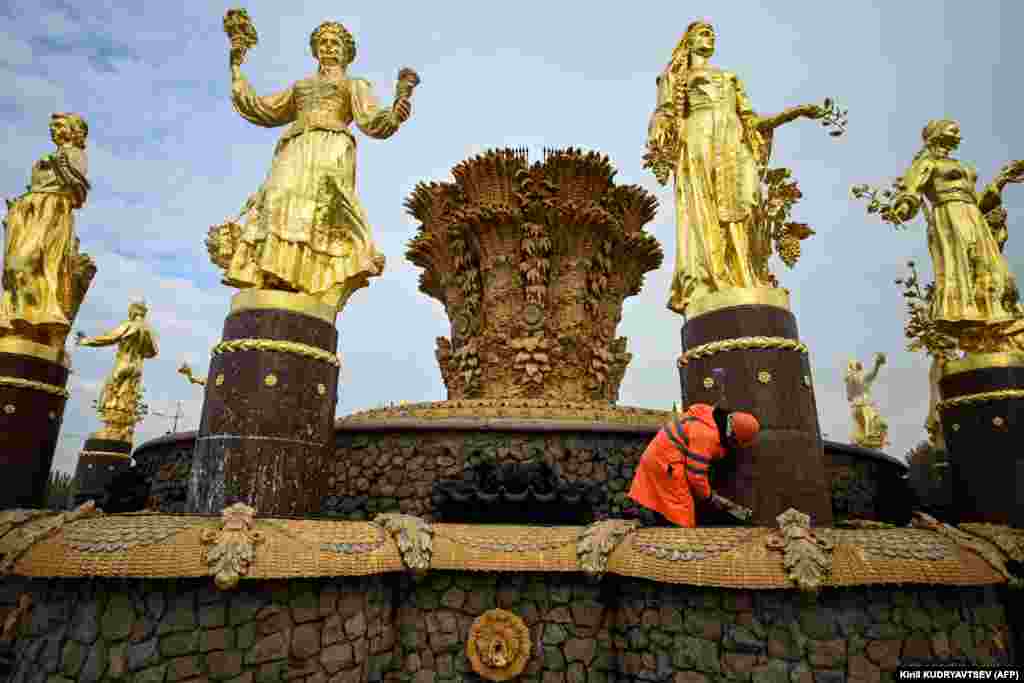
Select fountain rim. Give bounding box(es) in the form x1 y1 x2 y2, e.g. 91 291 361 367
131 420 907 471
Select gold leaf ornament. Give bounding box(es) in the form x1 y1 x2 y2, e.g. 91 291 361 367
200 503 265 590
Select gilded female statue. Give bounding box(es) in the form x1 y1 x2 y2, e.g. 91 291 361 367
844 353 889 449
891 120 1024 348
0 113 92 349
645 21 829 314
76 301 159 442
209 12 420 311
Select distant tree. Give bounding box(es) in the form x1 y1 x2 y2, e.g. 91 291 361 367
45 470 74 510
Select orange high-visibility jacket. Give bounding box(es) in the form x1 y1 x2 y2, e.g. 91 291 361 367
627 403 726 528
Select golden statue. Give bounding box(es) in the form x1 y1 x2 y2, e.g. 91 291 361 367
0 113 95 355
76 301 159 442
177 361 206 386
844 353 889 449
645 21 842 315
856 120 1024 353
207 9 420 312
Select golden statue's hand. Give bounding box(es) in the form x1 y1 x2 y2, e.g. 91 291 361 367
393 99 412 123
891 200 913 223
230 45 246 68
799 103 826 120
74 331 86 346
654 166 670 187
996 159 1024 189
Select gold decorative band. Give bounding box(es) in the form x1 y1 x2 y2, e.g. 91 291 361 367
0 375 69 398
682 287 791 320
0 337 64 364
230 289 337 325
79 450 133 460
681 336 808 365
938 389 1024 411
941 352 1024 378
212 338 340 367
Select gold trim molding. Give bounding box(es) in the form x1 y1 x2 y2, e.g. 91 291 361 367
211 339 340 367
941 352 1024 378
0 376 69 398
0 337 64 364
681 336 808 366
79 450 133 461
230 289 337 325
339 399 670 426
683 287 791 320
938 389 1024 411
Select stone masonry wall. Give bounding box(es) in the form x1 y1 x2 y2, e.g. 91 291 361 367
322 430 651 522
0 575 388 683
133 432 905 525
0 572 1013 683
132 443 193 514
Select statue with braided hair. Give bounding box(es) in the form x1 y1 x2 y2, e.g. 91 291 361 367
0 113 95 351
212 11 421 311
645 22 830 315
889 120 1024 351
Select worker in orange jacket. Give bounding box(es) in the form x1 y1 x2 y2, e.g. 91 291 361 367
627 403 760 528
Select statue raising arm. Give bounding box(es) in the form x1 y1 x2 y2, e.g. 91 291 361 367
227 10 296 129
75 301 158 442
213 9 419 310
862 352 886 389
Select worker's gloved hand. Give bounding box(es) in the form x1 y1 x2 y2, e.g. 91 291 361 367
711 492 753 523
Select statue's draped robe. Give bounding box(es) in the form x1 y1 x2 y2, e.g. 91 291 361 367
0 147 88 331
652 65 769 314
897 155 1019 327
81 320 158 414
227 71 394 308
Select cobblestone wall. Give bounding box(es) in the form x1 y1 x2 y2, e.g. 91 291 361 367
323 430 651 521
132 431 907 525
0 575 387 683
132 441 193 514
0 572 1012 683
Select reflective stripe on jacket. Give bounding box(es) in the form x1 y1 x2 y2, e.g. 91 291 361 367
626 403 726 527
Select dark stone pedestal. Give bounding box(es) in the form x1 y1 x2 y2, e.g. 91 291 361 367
188 293 340 516
71 438 132 506
679 301 833 526
939 354 1024 525
0 350 69 509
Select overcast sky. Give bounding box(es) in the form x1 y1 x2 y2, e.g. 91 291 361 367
1 1 1021 476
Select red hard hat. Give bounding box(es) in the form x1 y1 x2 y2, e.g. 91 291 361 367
727 412 760 447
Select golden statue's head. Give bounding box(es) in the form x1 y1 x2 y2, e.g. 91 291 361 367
50 112 88 149
310 21 356 68
921 119 961 156
128 300 148 319
670 20 715 69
